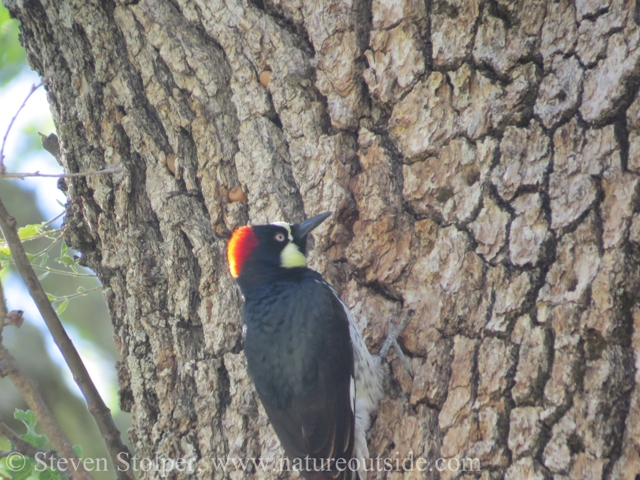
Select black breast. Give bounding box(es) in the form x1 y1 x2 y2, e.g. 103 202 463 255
242 269 353 409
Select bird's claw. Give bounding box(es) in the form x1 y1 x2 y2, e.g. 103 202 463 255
379 309 414 378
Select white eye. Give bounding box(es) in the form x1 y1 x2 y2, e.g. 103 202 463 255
275 232 286 242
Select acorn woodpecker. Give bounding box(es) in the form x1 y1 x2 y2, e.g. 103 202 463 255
227 212 399 480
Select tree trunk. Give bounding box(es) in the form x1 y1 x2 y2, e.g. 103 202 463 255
5 0 640 478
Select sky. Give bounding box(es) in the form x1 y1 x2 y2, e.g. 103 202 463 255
1 68 65 217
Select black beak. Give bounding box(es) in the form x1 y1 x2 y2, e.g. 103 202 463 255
293 211 332 239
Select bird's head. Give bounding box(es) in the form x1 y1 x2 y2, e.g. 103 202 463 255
227 212 332 290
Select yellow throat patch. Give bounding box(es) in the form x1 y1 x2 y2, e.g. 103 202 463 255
272 221 307 268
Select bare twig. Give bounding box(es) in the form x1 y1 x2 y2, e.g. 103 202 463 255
0 279 5 337
0 416 62 471
49 286 101 302
0 287 66 479
0 285 84 480
0 83 42 175
0 198 135 480
0 165 124 180
7 227 63 244
42 211 65 227
15 264 96 278
0 347 89 480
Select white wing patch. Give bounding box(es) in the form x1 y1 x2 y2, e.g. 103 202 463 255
350 375 356 413
318 279 384 480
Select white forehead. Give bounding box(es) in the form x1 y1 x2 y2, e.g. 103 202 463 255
271 221 293 241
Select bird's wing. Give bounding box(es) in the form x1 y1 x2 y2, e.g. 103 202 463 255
257 283 355 480
260 368 355 480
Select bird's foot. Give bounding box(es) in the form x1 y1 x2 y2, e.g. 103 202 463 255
379 309 414 377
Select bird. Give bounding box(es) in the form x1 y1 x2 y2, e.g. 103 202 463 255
227 211 410 479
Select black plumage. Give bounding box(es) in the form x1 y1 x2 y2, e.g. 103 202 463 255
229 216 355 480
244 270 354 477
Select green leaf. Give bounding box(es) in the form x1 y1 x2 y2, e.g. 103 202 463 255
73 444 82 459
39 253 49 266
0 264 9 279
0 456 35 480
76 286 86 294
14 409 37 429
56 255 75 267
60 241 67 257
0 246 11 261
37 468 61 480
14 409 48 449
17 224 39 240
46 293 55 302
37 272 49 281
55 300 68 314
25 253 35 262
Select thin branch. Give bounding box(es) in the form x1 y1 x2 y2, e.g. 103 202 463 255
0 416 62 471
0 198 135 480
0 347 89 480
17 264 96 278
28 230 65 257
0 285 65 480
51 286 101 301
42 211 66 228
0 83 42 175
9 228 63 243
0 165 124 180
0 278 5 337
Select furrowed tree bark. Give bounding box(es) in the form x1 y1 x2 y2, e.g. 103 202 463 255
5 0 640 479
